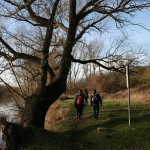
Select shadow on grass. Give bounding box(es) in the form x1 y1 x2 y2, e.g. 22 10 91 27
21 105 150 150
21 127 80 150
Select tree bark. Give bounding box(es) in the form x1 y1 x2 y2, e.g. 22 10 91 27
21 78 66 128
20 23 77 128
19 0 78 128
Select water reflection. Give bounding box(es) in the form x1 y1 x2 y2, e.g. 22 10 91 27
0 102 19 121
0 102 19 148
0 132 2 148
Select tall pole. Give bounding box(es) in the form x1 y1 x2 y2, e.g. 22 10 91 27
126 65 131 126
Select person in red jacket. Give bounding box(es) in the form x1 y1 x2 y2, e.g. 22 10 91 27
74 89 84 119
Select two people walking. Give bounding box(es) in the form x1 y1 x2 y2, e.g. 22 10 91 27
74 89 102 119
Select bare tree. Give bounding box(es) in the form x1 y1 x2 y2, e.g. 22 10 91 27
0 0 150 128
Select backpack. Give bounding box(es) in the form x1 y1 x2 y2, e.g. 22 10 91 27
77 95 83 105
93 95 98 102
93 93 102 105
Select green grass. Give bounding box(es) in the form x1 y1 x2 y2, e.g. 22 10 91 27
21 99 150 150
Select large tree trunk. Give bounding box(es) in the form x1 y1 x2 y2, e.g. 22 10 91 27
20 1 78 128
21 79 66 128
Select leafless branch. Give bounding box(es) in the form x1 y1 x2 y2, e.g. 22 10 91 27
0 77 26 100
70 55 124 72
0 37 41 64
4 0 36 17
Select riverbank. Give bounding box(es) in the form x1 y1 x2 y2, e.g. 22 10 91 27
6 98 149 150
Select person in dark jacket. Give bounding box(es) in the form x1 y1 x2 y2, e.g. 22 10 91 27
84 88 89 106
91 89 102 119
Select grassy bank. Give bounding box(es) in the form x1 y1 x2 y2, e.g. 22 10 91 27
20 98 150 150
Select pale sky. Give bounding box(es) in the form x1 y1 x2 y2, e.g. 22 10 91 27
128 10 150 61
130 10 150 44
96 9 150 64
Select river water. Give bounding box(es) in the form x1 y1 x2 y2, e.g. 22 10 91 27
0 102 19 148
0 132 2 148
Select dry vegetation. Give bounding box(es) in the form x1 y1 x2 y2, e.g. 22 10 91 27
104 85 150 103
45 100 70 131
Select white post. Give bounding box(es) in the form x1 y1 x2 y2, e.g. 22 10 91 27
126 65 131 126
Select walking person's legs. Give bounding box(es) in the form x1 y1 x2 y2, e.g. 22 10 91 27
76 105 82 119
76 105 80 119
93 104 97 118
95 105 99 119
84 99 87 106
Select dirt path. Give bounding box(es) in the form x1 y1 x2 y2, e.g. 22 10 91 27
71 109 93 150
46 102 93 149
71 118 85 150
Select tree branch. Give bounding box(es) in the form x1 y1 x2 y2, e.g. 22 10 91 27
0 77 26 100
75 15 108 43
0 37 41 64
23 0 49 27
70 55 124 72
4 0 36 17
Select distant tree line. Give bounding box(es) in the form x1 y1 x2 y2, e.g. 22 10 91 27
0 65 149 101
67 65 150 94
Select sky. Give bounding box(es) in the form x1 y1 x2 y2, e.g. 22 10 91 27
95 9 150 64
130 10 150 44
126 10 150 60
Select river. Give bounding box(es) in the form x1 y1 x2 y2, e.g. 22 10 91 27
0 132 2 148
0 102 19 148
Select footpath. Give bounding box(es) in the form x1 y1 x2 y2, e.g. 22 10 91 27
70 105 97 150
